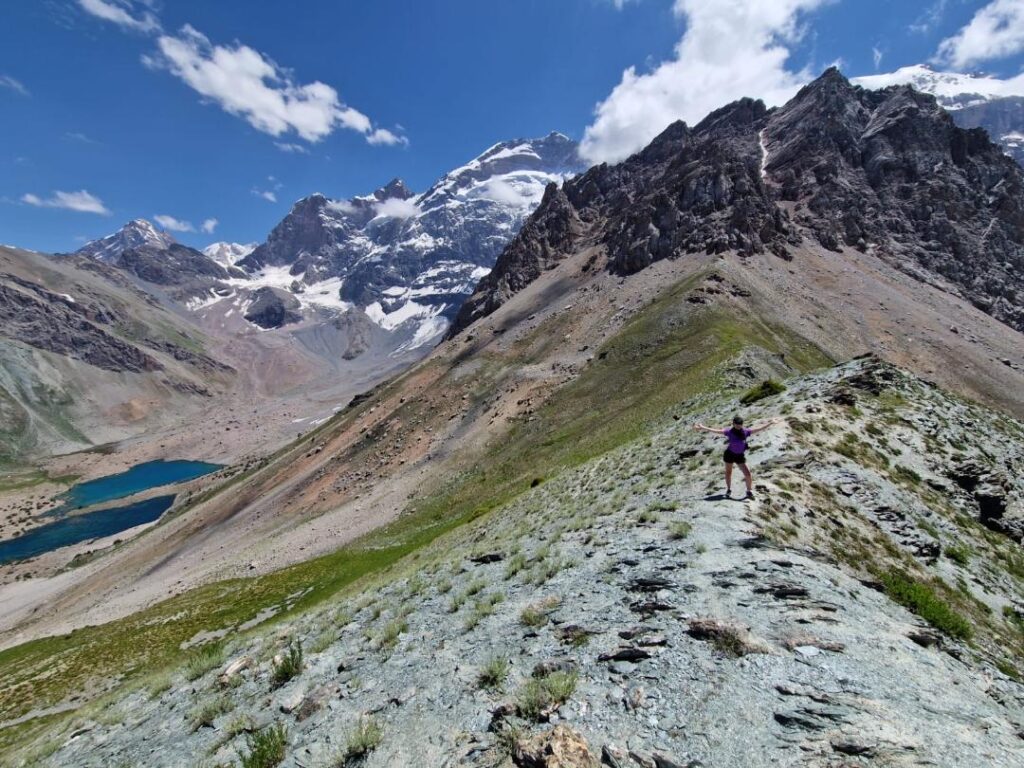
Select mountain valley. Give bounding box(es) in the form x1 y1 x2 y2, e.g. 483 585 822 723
0 67 1023 768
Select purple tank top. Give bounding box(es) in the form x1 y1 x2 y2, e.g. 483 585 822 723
723 427 752 454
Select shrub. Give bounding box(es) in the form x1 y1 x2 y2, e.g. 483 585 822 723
240 723 287 768
184 643 227 682
740 379 786 405
879 570 973 640
477 655 510 690
309 627 336 654
377 618 408 653
945 544 971 567
342 717 384 764
668 521 692 540
189 694 233 731
516 671 578 721
270 641 304 688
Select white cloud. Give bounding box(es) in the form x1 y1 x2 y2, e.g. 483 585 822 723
935 0 1024 68
580 0 830 164
201 217 218 234
325 199 357 215
0 74 29 96
148 24 405 147
78 0 160 33
367 128 409 147
253 189 277 203
872 46 883 69
22 189 110 215
275 141 309 154
480 178 529 206
65 131 99 144
910 0 949 34
372 198 420 219
153 214 195 232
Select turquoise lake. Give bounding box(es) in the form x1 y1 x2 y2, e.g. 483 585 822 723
59 459 222 510
0 495 175 564
0 459 221 564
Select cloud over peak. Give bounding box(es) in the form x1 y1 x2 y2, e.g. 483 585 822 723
153 214 195 232
146 25 405 147
935 0 1024 68
580 0 830 164
22 190 110 215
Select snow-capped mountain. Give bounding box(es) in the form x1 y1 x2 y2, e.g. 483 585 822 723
75 219 176 261
202 242 256 268
854 65 1024 165
236 131 583 343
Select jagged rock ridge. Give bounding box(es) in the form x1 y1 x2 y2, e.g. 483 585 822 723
854 64 1024 164
452 68 1024 336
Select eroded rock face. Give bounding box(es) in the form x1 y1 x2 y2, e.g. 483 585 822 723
243 287 302 330
0 282 160 373
451 68 1024 336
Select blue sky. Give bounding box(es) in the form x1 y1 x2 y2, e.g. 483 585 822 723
2 0 1023 253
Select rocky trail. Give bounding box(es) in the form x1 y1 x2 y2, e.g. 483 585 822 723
21 357 1023 768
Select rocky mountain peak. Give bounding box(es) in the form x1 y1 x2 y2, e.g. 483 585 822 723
75 218 177 262
374 178 413 201
453 67 1024 336
236 132 584 345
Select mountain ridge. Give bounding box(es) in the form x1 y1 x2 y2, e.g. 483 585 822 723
452 68 1024 337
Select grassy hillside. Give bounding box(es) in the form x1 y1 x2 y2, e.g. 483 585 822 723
0 276 831 749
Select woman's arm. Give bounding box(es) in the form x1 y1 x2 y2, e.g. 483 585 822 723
693 423 724 434
749 418 781 434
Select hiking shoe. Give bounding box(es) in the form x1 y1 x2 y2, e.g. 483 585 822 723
745 490 755 500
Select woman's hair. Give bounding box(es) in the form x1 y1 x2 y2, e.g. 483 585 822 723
732 415 744 426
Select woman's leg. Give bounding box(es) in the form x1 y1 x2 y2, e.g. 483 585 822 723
724 461 734 495
740 463 753 495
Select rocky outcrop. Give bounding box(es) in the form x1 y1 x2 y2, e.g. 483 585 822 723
449 183 582 334
0 282 160 372
953 96 1024 166
243 286 302 329
451 68 1024 335
115 243 230 286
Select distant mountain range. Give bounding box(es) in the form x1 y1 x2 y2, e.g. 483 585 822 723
72 132 583 348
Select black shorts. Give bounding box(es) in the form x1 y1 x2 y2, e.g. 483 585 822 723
723 449 746 465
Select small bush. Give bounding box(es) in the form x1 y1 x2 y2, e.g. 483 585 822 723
516 671 578 722
309 627 336 654
377 618 408 653
638 509 659 524
477 655 510 691
945 544 971 567
740 379 786 405
879 570 973 640
668 521 692 540
240 723 287 768
145 671 173 699
342 717 384 764
184 643 227 682
270 641 304 689
189 694 233 731
504 553 528 580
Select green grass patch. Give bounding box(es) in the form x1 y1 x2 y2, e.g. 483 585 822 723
516 670 578 722
879 569 973 640
240 722 287 768
739 379 786 405
270 641 303 689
